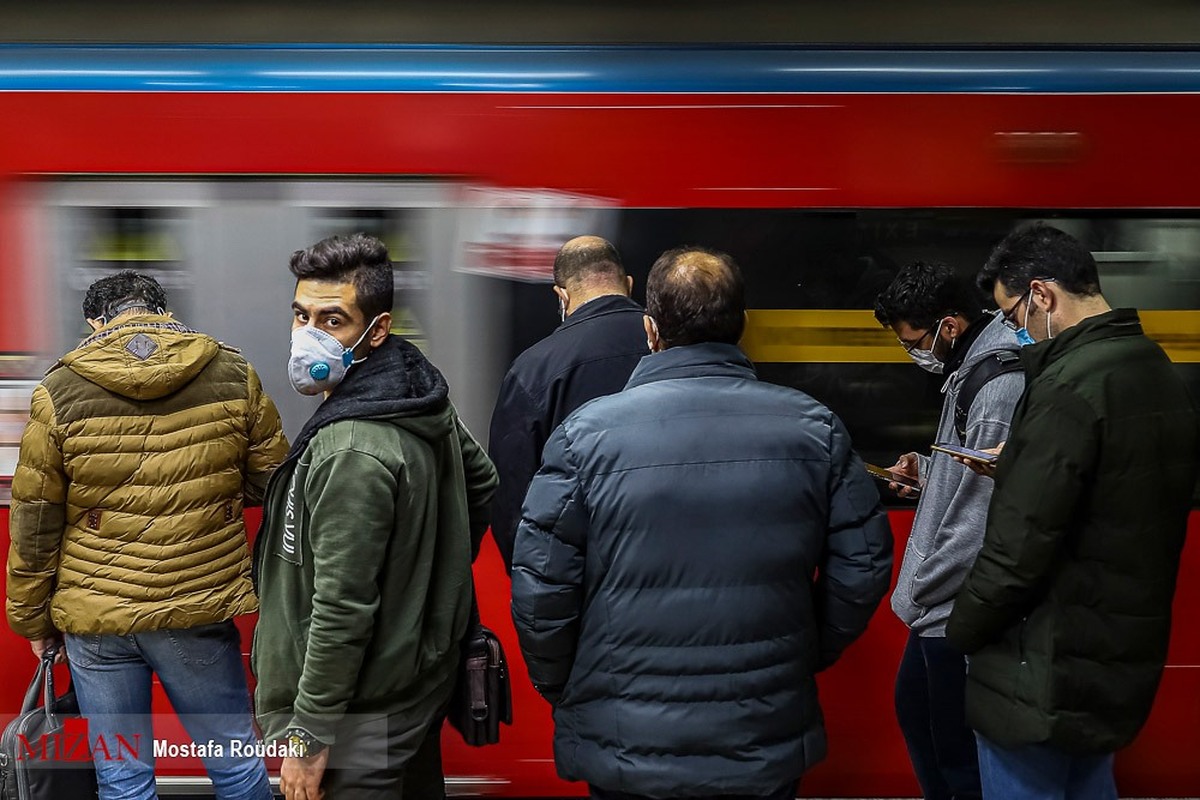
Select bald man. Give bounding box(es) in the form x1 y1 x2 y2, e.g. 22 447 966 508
511 246 892 800
488 236 648 570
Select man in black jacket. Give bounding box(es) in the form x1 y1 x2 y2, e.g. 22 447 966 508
511 246 893 800
946 224 1200 799
488 235 647 570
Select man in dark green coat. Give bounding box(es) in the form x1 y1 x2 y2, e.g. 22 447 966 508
946 224 1199 799
252 234 497 800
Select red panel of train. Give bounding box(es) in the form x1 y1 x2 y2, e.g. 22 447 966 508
0 46 1197 796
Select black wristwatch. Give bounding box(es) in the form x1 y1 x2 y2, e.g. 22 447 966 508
284 727 328 758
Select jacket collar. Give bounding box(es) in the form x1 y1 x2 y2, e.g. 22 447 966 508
557 294 642 332
1019 307 1142 380
75 313 194 350
288 334 448 459
625 342 756 390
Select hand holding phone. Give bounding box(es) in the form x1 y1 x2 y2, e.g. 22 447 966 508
931 442 1005 478
930 443 999 465
865 462 921 495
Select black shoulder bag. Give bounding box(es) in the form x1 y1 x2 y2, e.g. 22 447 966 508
0 646 98 800
446 593 513 747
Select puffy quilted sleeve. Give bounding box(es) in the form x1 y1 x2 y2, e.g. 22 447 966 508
510 421 587 704
6 384 68 639
816 413 894 669
243 363 288 506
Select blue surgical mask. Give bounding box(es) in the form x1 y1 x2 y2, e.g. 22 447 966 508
1009 279 1058 346
1015 295 1036 347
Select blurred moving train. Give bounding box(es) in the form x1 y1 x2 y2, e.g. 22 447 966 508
1 45 1199 797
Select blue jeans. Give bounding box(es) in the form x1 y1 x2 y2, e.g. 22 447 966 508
64 621 272 800
894 631 981 799
975 733 1117 800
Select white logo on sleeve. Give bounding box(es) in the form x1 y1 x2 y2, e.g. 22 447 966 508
279 469 303 566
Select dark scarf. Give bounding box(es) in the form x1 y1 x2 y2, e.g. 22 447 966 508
286 334 449 460
943 314 991 376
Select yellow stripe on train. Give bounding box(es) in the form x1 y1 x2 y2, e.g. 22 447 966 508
741 309 1200 363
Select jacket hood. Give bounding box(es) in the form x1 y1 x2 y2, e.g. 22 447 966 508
945 312 1022 389
287 334 450 459
58 314 220 401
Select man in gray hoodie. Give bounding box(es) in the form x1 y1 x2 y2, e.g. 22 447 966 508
874 261 1023 800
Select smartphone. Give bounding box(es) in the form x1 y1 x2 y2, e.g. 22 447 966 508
930 443 999 465
864 463 921 493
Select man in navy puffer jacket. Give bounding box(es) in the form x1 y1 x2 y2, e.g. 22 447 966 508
511 246 894 800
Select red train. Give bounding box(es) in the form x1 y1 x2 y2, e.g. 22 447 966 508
1 46 1198 796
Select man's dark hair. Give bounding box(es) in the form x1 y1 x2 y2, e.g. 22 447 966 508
873 261 980 329
289 233 394 321
646 246 745 347
553 238 626 288
83 270 168 321
977 223 1102 298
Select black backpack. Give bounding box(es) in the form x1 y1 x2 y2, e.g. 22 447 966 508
953 351 1023 444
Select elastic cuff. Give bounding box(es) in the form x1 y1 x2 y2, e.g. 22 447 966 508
286 712 338 746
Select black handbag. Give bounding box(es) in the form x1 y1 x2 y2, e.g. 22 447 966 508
0 646 98 800
446 608 513 747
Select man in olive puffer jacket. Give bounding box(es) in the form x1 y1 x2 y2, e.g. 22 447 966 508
5 270 287 800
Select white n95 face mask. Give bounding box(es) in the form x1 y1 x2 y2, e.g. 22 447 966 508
287 316 380 396
904 319 945 374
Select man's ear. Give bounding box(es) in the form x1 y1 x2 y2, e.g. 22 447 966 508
643 315 659 352
1030 279 1057 313
369 312 392 348
941 315 963 343
625 275 634 296
85 318 103 332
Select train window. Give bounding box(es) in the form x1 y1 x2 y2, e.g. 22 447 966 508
312 208 431 352
501 209 1200 497
9 186 1200 505
0 377 41 504
62 207 192 345
20 179 467 449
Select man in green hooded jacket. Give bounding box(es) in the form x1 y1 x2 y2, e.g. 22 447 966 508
946 224 1199 800
252 233 497 800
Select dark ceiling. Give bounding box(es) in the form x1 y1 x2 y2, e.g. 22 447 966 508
3 0 1200 45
